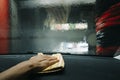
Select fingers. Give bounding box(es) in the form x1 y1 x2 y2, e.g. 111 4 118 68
48 59 59 66
29 53 59 69
30 54 55 61
40 57 59 66
39 59 59 69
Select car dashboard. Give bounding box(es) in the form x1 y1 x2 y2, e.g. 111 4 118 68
0 54 120 80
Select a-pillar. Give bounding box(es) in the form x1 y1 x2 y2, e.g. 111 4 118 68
0 0 10 54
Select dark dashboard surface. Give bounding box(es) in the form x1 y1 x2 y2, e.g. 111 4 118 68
0 54 120 80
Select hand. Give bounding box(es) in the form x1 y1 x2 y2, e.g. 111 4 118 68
28 53 59 71
0 54 59 80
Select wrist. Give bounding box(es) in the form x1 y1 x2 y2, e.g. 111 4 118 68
26 60 36 69
27 60 35 69
17 60 35 71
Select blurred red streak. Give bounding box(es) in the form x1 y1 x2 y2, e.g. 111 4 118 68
0 0 9 54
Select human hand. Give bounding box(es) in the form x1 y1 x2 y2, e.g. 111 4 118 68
28 53 59 71
0 53 59 80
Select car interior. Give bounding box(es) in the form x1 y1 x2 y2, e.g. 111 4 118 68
0 0 120 80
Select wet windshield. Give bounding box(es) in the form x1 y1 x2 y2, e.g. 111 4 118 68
1 0 96 55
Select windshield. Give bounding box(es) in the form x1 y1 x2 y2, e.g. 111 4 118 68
1 0 96 55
